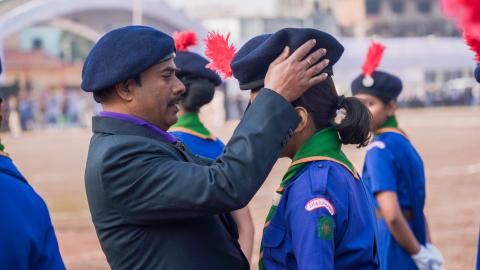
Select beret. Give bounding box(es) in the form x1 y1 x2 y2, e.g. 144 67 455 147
231 28 344 90
81 25 175 92
175 51 222 86
351 70 403 101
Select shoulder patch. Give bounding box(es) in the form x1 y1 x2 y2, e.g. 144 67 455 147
366 141 386 151
305 198 336 215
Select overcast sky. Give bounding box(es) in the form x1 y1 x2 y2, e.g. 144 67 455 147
163 0 275 13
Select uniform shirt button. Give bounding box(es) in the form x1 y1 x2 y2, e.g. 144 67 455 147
288 128 294 137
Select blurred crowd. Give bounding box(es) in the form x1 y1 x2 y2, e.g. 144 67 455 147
0 86 100 135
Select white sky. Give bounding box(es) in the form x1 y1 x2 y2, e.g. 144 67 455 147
163 0 275 14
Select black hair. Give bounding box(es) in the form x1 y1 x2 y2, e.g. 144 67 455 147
292 77 372 147
93 74 142 103
179 76 216 113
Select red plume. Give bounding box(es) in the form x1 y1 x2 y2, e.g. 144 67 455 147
441 0 480 35
204 31 237 78
362 42 386 77
173 31 198 52
464 32 480 61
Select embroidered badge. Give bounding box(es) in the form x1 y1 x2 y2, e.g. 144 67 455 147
305 198 336 215
317 216 334 240
366 141 386 151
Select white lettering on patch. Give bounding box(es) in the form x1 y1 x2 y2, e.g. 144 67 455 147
305 198 335 215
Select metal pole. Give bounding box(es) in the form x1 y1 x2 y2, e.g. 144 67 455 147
132 0 143 25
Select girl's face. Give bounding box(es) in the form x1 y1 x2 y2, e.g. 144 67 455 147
354 93 396 130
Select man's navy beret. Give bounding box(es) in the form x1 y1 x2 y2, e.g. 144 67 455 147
475 64 480 83
81 25 175 92
175 51 222 86
351 70 403 102
231 28 344 90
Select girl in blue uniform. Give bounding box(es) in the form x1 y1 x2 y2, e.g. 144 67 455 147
169 32 255 261
230 28 379 270
352 43 444 270
0 60 65 270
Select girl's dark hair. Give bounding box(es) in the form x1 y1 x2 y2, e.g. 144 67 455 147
180 76 216 113
292 77 372 147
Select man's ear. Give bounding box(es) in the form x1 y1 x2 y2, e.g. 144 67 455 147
294 107 309 134
386 100 397 117
115 79 136 102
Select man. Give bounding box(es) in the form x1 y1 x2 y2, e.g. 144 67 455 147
0 59 65 269
82 25 329 270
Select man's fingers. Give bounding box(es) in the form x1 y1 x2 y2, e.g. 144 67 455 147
306 59 329 77
303 48 327 68
270 46 290 65
290 39 316 62
308 73 329 87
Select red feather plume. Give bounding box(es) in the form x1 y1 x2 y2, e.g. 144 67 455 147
362 42 386 77
203 31 237 78
173 31 198 52
441 0 480 36
464 32 480 61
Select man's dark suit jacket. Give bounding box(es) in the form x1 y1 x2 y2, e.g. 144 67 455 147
85 89 298 269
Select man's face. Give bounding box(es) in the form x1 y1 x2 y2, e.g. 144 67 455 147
130 59 186 130
355 93 395 130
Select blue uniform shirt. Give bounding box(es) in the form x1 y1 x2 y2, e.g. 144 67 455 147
0 155 65 270
362 131 427 270
262 161 378 270
170 131 224 160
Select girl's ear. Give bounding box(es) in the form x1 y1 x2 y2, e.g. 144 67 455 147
293 106 309 134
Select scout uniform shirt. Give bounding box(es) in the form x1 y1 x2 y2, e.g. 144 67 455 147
170 112 224 160
260 127 379 270
362 116 427 270
0 145 65 270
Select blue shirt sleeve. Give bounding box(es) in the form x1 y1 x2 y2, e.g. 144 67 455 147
34 199 66 270
365 144 398 193
283 166 337 270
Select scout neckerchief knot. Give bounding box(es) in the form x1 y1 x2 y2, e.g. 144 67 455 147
170 113 216 140
374 116 408 139
259 127 359 270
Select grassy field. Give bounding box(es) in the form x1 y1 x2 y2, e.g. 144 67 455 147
2 106 479 269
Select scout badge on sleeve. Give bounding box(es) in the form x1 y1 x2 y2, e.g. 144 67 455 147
317 216 334 240
305 198 336 215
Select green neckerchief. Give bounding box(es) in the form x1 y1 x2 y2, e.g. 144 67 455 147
374 116 408 138
170 113 214 140
259 127 357 270
381 116 398 128
0 143 4 152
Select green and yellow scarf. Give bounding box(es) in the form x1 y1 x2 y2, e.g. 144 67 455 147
169 113 216 140
375 116 408 139
259 127 359 270
0 143 8 157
